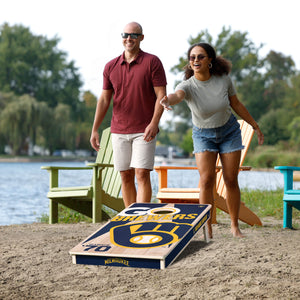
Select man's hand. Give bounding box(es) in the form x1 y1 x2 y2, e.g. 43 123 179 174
90 131 100 151
143 124 158 142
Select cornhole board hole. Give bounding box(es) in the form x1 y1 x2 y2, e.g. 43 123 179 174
69 203 211 269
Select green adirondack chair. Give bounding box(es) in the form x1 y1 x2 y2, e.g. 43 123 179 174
41 127 124 224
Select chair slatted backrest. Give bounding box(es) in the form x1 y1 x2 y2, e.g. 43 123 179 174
95 128 122 198
216 120 254 198
239 120 254 166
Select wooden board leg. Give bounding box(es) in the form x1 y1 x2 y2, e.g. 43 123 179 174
203 224 210 243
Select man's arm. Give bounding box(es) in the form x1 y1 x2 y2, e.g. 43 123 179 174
143 86 166 142
90 89 113 151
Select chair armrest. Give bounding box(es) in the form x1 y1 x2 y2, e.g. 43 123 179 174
154 166 198 190
154 166 198 171
86 163 114 168
239 166 251 171
275 166 300 171
41 166 92 170
41 166 93 188
154 164 252 190
274 166 300 191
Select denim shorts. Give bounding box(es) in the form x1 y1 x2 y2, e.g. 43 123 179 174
192 114 244 154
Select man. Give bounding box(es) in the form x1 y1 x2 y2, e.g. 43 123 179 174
90 22 167 207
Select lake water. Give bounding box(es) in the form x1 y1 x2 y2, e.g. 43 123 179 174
0 161 299 226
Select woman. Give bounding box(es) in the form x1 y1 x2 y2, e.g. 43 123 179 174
160 43 264 238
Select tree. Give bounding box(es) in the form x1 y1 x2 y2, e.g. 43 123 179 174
180 128 193 155
263 51 296 83
0 94 47 154
260 51 297 114
214 27 263 83
51 104 76 151
0 23 82 117
237 71 266 120
282 73 300 115
288 116 300 150
258 108 290 145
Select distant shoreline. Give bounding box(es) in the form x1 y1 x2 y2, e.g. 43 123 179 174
0 156 94 163
0 156 278 172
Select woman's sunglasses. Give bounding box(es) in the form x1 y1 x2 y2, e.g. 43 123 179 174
189 55 207 61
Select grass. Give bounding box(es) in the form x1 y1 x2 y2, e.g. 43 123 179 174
38 205 116 224
38 206 92 224
224 188 299 229
240 188 286 219
38 188 300 226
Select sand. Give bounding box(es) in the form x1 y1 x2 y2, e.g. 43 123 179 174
0 216 299 300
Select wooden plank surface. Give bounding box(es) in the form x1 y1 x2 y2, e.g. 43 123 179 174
70 203 211 269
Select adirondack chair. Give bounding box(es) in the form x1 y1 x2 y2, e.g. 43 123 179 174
274 166 300 229
154 120 262 226
41 127 124 224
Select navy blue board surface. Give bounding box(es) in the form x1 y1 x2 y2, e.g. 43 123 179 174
70 203 211 269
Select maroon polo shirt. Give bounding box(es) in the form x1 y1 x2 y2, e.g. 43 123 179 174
103 50 167 134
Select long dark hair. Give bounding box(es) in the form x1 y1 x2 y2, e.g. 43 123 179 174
184 43 232 80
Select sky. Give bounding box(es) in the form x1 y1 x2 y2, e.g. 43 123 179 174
1 0 300 100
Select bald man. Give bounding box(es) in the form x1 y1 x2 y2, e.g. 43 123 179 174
90 22 167 207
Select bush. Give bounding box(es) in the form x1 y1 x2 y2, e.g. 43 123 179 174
245 146 300 168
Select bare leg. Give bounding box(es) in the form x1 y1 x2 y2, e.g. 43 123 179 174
220 151 245 238
195 151 218 239
120 169 136 207
135 168 152 203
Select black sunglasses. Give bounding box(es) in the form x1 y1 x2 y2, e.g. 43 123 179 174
121 33 142 39
189 55 207 61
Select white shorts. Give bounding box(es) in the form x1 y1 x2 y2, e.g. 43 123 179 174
111 133 156 171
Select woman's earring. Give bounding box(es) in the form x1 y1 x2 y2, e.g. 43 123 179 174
188 64 192 70
208 63 212 69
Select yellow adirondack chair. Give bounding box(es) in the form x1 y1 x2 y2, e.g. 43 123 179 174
41 127 124 224
154 120 262 226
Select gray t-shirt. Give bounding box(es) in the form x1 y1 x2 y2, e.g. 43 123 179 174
175 75 236 128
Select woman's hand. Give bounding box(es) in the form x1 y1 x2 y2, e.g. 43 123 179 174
160 96 172 111
255 127 264 145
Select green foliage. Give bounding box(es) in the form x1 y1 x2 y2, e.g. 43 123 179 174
240 188 287 219
258 109 290 145
263 50 296 82
288 116 300 149
0 24 115 155
218 188 300 222
0 23 82 114
0 94 46 154
214 27 262 83
156 129 171 146
237 72 266 120
2 23 300 159
283 73 300 112
244 146 300 168
180 128 193 154
38 204 117 224
38 205 92 223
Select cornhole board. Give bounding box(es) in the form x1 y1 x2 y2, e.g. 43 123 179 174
69 203 211 269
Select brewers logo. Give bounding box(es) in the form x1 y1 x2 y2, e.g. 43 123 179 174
110 221 191 248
